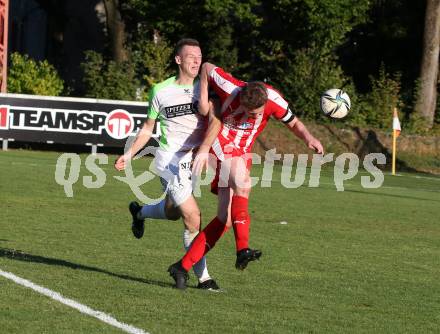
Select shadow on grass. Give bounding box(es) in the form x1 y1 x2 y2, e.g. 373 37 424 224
0 248 174 288
344 189 440 202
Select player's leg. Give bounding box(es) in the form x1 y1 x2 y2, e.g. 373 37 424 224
164 196 181 220
179 187 231 270
129 186 180 239
128 150 182 238
136 196 173 220
217 187 233 227
170 151 222 290
177 195 212 285
229 156 262 270
168 156 231 289
169 187 231 289
229 156 251 251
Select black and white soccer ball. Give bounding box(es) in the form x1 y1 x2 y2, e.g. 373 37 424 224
320 89 351 119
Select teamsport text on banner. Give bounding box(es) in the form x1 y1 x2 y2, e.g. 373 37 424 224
0 93 158 148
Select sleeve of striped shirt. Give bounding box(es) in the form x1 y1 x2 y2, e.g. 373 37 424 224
267 88 296 123
208 67 245 102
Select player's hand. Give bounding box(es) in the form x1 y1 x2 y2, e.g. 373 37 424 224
114 154 130 171
192 146 211 175
307 137 324 154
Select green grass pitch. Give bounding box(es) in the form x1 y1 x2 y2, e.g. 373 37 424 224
1 150 439 333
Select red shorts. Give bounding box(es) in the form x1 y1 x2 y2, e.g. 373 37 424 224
210 147 253 195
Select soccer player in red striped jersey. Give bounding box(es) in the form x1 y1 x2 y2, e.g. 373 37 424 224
168 62 323 289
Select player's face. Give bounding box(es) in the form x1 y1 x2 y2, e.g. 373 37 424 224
176 45 202 78
245 105 265 119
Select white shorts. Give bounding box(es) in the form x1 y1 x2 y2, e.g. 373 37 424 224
153 149 194 206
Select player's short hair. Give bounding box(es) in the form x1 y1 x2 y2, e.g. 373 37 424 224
240 82 268 110
175 38 200 55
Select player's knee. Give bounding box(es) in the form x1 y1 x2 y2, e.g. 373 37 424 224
181 210 201 231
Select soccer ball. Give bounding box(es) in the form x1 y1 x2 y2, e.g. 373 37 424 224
320 89 351 119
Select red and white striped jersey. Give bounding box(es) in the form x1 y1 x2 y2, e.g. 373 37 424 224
208 66 296 159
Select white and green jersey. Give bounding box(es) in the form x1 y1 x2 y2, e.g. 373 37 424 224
148 76 206 152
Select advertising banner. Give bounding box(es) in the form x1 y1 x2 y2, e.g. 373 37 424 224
0 93 156 148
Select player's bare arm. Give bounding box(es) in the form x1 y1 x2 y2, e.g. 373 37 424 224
192 99 222 175
114 117 156 171
197 62 217 116
285 117 324 154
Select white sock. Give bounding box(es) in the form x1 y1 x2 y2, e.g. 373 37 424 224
183 229 211 283
138 199 167 219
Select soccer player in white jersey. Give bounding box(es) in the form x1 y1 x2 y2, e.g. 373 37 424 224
114 39 222 291
167 62 324 289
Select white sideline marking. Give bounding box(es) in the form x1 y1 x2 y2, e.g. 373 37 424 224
0 269 149 334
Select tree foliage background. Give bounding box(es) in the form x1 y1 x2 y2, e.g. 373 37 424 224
7 53 64 96
9 0 437 132
118 0 433 131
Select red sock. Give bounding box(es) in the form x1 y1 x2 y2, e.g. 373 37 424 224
181 217 228 271
231 195 250 252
